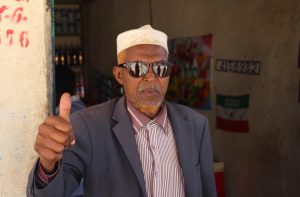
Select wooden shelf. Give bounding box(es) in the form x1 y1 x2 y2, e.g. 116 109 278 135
55 0 90 101
55 36 81 48
56 0 82 4
69 64 84 73
55 0 95 4
56 34 82 37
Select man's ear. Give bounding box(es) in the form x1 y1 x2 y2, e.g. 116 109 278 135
113 66 123 85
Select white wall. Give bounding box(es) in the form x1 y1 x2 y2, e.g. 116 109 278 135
87 0 300 196
0 0 52 196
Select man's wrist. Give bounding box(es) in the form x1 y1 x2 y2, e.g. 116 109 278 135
36 159 61 188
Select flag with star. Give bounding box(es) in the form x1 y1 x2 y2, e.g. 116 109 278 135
216 94 250 133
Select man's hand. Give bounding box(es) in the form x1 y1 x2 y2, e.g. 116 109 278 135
34 93 75 173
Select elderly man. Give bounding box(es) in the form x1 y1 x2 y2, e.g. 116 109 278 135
27 25 216 197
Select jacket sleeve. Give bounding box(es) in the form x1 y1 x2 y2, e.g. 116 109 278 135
26 111 92 197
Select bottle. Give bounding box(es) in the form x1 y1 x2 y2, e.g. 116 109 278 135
60 49 66 66
68 9 75 35
79 72 85 98
65 46 72 66
54 48 60 66
71 47 78 65
55 8 62 35
78 48 84 65
74 8 81 34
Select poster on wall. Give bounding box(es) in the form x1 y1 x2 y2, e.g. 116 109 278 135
167 34 212 110
216 94 250 133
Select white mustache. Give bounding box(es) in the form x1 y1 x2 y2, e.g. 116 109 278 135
138 84 161 93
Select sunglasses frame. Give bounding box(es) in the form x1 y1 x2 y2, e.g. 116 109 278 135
118 61 173 78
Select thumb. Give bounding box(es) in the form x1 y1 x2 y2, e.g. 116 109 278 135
59 92 71 121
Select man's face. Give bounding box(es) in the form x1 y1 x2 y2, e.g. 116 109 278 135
113 44 170 113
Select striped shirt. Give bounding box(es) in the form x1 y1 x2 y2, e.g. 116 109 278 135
127 102 185 197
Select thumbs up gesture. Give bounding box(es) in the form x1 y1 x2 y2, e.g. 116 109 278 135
34 93 75 173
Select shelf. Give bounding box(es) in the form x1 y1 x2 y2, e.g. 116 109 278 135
56 0 82 4
55 0 89 101
69 65 84 73
55 0 95 4
56 34 82 37
55 36 81 47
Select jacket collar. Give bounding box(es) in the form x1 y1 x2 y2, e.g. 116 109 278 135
112 96 147 196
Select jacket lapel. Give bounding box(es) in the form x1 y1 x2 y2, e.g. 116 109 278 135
166 102 197 197
112 97 147 197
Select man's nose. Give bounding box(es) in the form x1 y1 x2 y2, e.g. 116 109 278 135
143 66 156 81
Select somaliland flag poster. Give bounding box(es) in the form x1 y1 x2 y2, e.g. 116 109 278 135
216 94 250 133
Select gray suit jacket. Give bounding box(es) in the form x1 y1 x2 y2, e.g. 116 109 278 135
27 96 216 197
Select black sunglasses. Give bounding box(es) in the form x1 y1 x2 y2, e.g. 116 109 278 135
118 61 173 78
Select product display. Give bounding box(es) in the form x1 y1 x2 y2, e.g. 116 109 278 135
55 8 81 36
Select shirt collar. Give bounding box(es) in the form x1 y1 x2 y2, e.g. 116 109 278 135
126 100 169 134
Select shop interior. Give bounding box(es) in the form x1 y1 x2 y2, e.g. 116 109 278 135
54 0 124 109
53 0 300 197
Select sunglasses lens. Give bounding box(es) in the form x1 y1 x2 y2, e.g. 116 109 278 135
153 63 172 77
128 62 148 77
122 62 172 78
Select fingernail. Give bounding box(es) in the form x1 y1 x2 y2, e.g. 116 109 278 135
71 139 76 145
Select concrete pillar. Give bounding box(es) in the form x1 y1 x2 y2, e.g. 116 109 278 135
0 0 52 196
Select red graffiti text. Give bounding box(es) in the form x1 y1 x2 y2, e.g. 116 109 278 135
0 3 30 48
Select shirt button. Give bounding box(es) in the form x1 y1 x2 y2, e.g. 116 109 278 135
150 145 157 150
153 170 159 176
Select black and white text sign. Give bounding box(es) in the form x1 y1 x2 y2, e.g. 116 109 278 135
216 59 260 75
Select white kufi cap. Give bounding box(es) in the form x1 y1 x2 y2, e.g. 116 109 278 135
116 24 168 55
